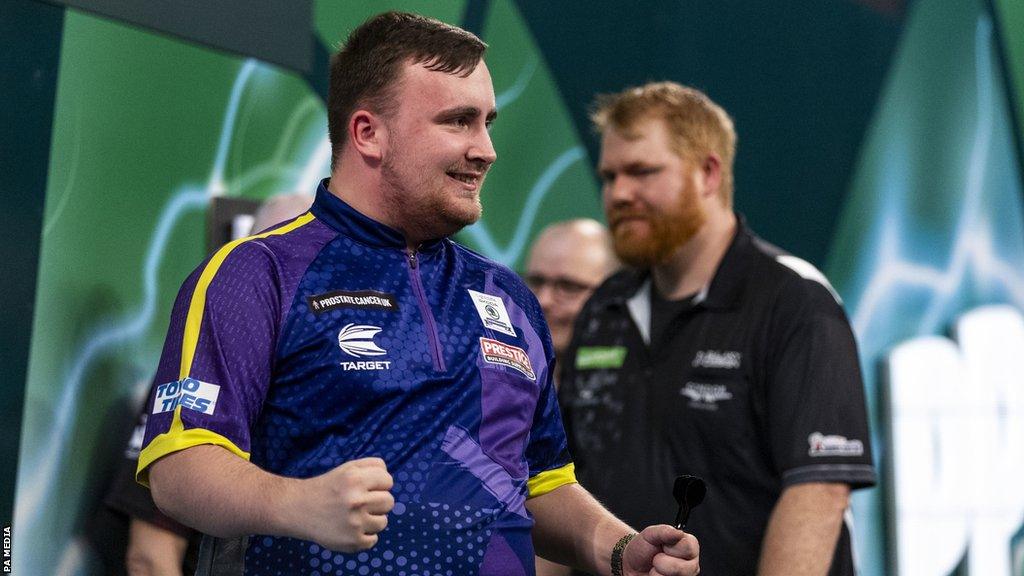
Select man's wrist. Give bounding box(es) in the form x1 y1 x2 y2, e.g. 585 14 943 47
610 532 638 576
267 474 305 539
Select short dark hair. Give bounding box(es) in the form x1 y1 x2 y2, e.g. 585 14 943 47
328 11 487 168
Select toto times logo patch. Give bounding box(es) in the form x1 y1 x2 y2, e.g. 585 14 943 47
152 378 220 415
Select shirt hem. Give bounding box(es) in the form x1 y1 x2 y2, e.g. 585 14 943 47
781 464 877 488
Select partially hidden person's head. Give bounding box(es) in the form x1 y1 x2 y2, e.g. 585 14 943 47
328 11 496 243
591 82 736 268
526 219 619 358
249 193 315 235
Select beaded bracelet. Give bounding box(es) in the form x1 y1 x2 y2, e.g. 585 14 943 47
610 532 638 576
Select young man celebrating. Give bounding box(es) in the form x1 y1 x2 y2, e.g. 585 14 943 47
560 82 876 575
136 12 699 576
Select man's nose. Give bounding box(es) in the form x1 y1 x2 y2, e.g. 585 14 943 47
604 175 635 206
469 130 497 166
534 283 557 311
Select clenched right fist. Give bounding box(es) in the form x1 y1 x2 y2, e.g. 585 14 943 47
287 457 395 552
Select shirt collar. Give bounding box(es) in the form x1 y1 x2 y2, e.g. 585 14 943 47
697 213 751 310
310 178 444 252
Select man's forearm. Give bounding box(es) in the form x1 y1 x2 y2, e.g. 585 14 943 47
149 445 298 539
758 482 850 576
527 483 634 576
535 555 573 576
150 447 393 553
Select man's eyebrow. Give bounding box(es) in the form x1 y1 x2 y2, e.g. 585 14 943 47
597 161 659 178
435 106 479 120
623 161 660 172
434 106 498 122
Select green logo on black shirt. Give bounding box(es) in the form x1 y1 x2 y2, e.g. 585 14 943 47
576 346 627 369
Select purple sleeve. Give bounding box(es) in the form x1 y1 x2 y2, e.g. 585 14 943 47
136 240 281 484
515 288 574 496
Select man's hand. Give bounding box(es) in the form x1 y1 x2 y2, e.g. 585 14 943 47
288 457 395 552
125 519 189 576
150 447 395 554
623 525 700 576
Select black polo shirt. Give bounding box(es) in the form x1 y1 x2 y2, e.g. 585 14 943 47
560 219 876 576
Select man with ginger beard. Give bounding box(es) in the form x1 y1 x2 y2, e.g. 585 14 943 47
559 82 876 576
135 13 699 576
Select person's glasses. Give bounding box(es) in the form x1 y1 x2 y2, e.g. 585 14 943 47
525 274 597 300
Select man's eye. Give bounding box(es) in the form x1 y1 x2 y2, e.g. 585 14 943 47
451 117 470 127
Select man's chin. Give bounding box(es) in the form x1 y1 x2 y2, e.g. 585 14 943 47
452 207 482 229
431 204 482 238
614 239 669 269
454 199 483 224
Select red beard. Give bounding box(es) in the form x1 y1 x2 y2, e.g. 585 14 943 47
608 189 706 268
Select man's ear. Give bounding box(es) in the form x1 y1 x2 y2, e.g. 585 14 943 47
349 109 385 161
700 154 722 199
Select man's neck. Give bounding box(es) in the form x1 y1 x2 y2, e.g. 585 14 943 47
650 211 737 300
327 166 422 250
327 168 385 223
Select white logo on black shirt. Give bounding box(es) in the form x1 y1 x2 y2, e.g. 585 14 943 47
808 432 864 457
681 381 733 410
692 350 742 369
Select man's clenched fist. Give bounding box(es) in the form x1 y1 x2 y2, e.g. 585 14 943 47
289 457 395 552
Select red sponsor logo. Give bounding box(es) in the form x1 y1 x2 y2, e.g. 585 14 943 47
479 337 535 380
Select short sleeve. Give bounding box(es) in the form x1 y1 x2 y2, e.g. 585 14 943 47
104 404 192 535
766 278 876 489
520 292 575 498
136 240 281 485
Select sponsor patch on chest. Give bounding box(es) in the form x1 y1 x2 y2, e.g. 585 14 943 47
479 337 535 380
308 290 398 314
338 324 387 357
691 349 742 369
337 324 393 370
467 289 517 337
575 346 627 370
680 381 733 410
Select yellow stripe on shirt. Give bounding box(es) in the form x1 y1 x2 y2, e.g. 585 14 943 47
527 462 578 498
179 212 316 379
137 212 316 485
137 405 251 486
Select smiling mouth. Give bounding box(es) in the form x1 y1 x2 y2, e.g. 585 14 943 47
447 171 483 187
